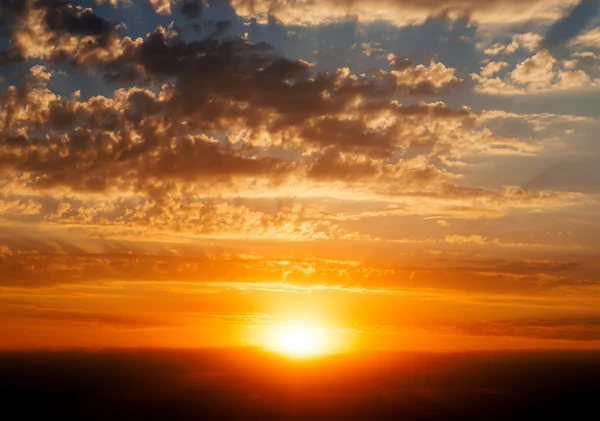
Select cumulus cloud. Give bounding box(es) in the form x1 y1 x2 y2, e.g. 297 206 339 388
480 61 509 77
510 50 557 87
473 50 600 94
147 0 173 15
483 33 543 55
0 198 43 216
0 244 12 256
0 0 139 67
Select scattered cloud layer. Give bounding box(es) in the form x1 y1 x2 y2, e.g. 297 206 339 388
474 49 600 94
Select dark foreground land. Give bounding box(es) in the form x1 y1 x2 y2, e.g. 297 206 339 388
1 348 599 420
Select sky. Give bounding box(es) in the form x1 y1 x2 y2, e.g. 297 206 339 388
0 0 600 352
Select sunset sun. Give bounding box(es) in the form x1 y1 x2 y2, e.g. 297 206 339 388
270 325 326 357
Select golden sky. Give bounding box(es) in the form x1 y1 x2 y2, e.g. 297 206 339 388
1 0 600 352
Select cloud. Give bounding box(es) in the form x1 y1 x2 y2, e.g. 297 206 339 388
0 198 43 216
179 0 204 19
0 0 136 66
541 0 600 49
0 176 580 243
0 245 594 295
556 69 593 89
480 61 509 77
483 33 543 55
572 26 600 46
473 50 600 94
93 0 581 27
0 244 12 256
445 234 492 245
42 198 351 241
510 50 556 86
0 22 530 208
458 317 600 341
95 0 204 17
0 2 574 222
480 110 591 124
228 0 577 27
148 0 173 15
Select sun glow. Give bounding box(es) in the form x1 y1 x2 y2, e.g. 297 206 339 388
270 324 326 358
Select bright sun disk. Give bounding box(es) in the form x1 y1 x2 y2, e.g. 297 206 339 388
272 325 323 357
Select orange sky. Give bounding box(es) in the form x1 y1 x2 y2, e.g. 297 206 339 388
1 0 600 352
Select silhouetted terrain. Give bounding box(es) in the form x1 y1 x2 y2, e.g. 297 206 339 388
1 348 598 420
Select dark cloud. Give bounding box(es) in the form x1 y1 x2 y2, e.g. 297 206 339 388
541 0 600 49
180 0 203 19
0 48 22 65
0 0 115 37
43 0 114 37
0 0 28 22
